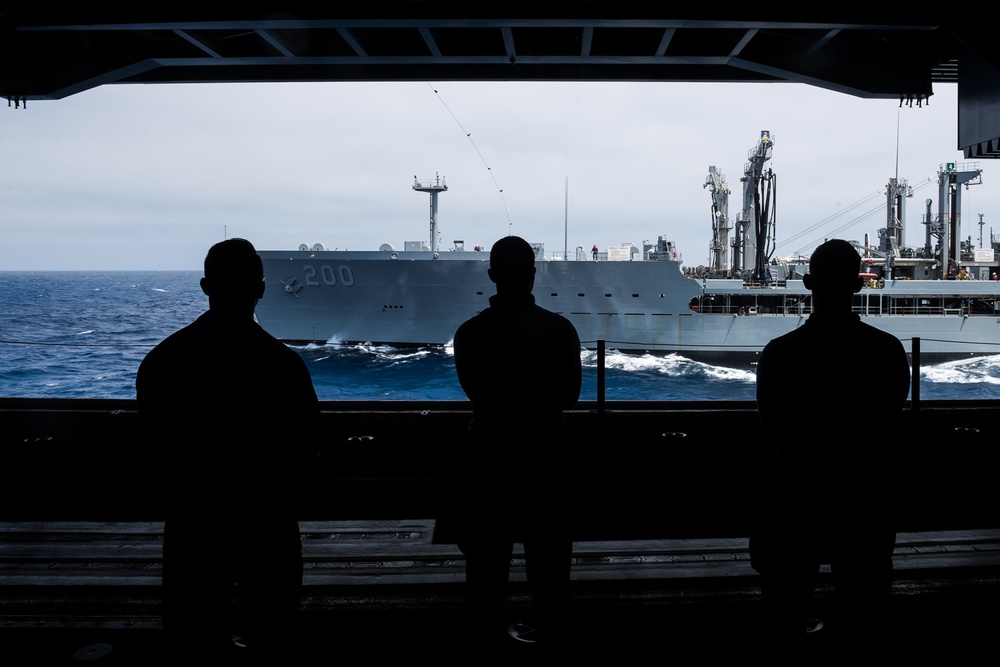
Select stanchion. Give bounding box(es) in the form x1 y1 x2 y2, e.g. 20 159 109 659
597 339 605 415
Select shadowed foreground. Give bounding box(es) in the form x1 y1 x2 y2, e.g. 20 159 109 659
2 521 999 663
3 399 1000 661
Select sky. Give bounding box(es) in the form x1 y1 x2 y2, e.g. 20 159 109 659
1 79 995 271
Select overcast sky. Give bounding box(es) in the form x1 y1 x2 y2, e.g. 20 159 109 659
1 79 993 271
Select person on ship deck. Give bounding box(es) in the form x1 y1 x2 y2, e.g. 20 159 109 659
452 235 582 649
136 238 323 664
750 238 910 652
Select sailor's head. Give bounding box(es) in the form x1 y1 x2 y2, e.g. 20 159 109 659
200 238 265 302
488 235 536 291
804 239 863 295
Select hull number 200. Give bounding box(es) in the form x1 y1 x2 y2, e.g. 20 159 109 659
303 264 355 287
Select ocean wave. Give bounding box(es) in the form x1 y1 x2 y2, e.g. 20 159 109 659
362 345 434 363
297 341 340 351
585 350 756 382
921 354 1000 385
701 362 757 383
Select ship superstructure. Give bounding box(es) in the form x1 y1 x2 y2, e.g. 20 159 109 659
255 138 1000 367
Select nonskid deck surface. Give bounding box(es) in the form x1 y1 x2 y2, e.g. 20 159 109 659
2 520 999 661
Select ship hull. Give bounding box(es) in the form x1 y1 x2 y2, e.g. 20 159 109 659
256 250 1000 367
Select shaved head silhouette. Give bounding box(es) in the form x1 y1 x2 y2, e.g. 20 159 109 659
804 239 863 298
488 236 536 292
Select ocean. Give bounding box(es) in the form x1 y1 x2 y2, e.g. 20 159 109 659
3 271 1000 402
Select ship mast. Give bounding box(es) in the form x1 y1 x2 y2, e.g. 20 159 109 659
412 173 448 253
736 131 776 282
883 176 911 257
934 162 982 279
704 165 731 276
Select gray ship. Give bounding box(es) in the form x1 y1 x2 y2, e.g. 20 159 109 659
255 135 1000 367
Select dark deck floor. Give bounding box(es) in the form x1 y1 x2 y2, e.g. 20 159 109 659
2 521 1000 662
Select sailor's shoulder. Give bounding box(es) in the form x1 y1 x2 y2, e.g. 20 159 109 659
456 307 492 332
854 319 907 349
141 315 206 359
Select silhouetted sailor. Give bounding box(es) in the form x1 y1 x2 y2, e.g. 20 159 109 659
453 235 582 647
136 238 322 663
751 238 910 648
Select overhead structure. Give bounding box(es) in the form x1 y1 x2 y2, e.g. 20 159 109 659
2 8 1000 158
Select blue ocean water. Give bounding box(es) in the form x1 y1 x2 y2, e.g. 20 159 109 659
3 271 1000 402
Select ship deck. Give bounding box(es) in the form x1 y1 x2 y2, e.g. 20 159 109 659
3 398 1000 661
2 520 999 662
